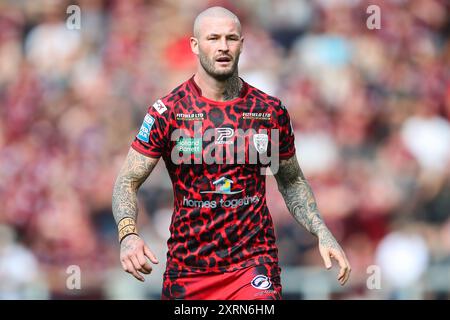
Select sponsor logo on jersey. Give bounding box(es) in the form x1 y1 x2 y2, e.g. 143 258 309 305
182 194 260 209
253 133 268 153
153 99 167 114
137 114 155 143
176 137 202 154
242 112 271 120
200 177 243 195
251 275 272 290
215 128 234 145
176 113 204 121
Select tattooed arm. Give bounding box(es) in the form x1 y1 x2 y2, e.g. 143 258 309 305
274 155 351 285
112 148 160 282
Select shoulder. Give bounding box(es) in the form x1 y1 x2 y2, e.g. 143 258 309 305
245 82 285 111
160 80 190 109
244 81 293 128
147 80 190 117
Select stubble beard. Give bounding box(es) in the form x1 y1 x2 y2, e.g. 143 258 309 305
199 52 240 81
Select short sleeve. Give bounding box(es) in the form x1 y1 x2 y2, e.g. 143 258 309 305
277 102 296 160
131 100 169 158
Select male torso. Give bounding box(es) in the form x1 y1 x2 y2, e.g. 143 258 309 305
131 76 296 275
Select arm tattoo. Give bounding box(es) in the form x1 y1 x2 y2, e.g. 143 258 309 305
112 148 159 224
275 155 341 250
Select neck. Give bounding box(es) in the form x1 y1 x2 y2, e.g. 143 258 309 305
194 69 242 102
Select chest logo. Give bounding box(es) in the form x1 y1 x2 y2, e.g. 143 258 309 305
215 128 234 145
253 134 268 153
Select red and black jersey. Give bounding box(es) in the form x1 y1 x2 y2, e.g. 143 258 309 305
131 76 296 275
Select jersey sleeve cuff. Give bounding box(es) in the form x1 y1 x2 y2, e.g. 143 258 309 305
131 142 162 159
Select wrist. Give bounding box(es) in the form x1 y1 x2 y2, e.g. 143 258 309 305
117 217 139 243
316 226 330 238
120 232 139 244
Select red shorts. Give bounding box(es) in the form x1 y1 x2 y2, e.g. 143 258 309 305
162 264 282 300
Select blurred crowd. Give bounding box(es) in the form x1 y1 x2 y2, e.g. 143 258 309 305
0 0 449 299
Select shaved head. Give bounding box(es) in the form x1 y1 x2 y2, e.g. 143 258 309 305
190 6 243 81
193 6 241 38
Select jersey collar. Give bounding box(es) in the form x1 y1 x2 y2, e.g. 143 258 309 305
188 75 249 105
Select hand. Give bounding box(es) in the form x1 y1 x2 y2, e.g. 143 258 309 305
318 229 351 286
120 234 159 282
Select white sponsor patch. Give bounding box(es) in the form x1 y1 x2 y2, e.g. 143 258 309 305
153 99 167 114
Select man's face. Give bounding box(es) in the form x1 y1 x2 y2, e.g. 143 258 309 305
191 17 243 80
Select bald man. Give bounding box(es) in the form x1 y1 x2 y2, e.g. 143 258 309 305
112 6 351 300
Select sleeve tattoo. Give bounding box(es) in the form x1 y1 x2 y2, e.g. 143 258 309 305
274 155 341 250
112 148 159 224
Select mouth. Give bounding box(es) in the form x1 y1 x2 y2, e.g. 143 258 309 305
216 56 232 64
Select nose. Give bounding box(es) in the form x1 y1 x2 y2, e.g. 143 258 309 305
218 37 229 52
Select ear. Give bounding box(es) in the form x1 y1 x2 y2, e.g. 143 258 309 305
190 37 199 55
239 36 244 54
